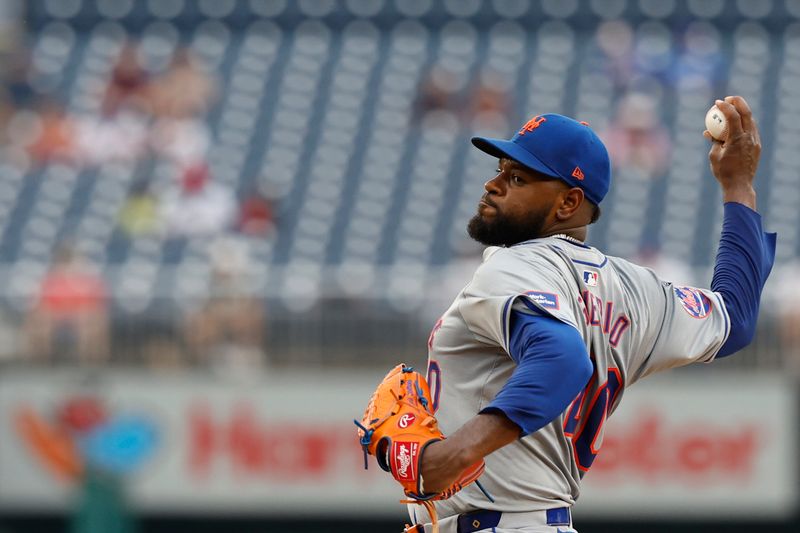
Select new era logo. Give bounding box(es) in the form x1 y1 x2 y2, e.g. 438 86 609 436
572 166 585 180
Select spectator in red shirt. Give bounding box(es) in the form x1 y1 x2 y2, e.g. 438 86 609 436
236 187 276 238
25 244 109 364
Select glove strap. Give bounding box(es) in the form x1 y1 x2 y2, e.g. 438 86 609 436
401 499 439 533
353 419 373 469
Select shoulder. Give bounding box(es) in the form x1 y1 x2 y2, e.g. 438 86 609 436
606 255 665 289
468 242 572 298
477 242 563 276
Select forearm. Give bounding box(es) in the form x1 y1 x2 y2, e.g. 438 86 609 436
420 412 519 493
711 202 776 357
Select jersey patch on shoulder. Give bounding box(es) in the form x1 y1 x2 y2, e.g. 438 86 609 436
674 286 712 319
525 291 560 310
583 270 599 286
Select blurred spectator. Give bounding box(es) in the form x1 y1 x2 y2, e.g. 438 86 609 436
150 49 216 119
595 20 635 89
5 106 44 158
62 41 152 169
236 186 277 238
102 42 151 117
414 66 462 121
74 106 149 166
24 244 109 364
184 238 265 372
415 65 515 129
78 44 219 169
466 67 512 131
671 21 725 86
146 49 216 168
603 92 671 179
118 180 159 237
0 96 30 169
150 116 211 166
632 23 675 84
160 163 236 237
26 98 75 164
2 88 76 168
4 50 37 109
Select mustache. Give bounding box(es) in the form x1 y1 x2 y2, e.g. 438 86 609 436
480 195 498 209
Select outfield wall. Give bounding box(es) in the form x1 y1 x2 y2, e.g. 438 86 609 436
0 370 795 521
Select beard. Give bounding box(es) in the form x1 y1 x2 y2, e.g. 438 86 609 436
467 204 549 247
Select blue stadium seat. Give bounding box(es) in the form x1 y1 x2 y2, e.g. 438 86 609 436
7 1 799 304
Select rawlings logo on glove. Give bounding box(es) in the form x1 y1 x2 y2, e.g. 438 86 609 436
393 441 417 480
398 414 415 428
355 364 491 533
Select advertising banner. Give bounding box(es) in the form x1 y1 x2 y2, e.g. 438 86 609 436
0 370 795 518
0 369 401 516
577 374 797 518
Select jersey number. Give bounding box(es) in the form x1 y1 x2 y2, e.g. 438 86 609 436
563 363 622 472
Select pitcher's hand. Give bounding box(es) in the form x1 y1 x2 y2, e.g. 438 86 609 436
704 95 761 210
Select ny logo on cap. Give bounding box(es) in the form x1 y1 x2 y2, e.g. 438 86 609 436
518 115 546 135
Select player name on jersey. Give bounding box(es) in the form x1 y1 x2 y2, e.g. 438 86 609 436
579 290 631 347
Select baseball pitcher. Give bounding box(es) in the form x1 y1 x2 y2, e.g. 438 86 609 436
357 96 774 533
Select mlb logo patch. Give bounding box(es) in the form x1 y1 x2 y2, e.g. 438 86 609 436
583 271 599 287
674 286 713 319
525 291 560 310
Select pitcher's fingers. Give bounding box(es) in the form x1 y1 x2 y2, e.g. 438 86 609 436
708 138 723 162
715 99 744 137
725 96 756 133
752 116 761 148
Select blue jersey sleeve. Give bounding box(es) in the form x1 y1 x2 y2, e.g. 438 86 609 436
712 202 776 358
480 310 592 436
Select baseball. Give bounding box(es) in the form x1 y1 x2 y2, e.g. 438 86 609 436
705 104 728 141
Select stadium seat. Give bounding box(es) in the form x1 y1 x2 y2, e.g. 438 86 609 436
4 0 797 306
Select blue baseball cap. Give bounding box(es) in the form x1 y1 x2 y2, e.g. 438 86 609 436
471 114 611 205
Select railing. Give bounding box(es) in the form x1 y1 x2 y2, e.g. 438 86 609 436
0 264 796 374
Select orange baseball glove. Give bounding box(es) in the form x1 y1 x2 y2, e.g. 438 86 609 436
355 364 489 532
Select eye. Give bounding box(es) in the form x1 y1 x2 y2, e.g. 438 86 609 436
511 174 524 184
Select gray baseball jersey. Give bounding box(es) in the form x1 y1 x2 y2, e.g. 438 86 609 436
421 235 730 518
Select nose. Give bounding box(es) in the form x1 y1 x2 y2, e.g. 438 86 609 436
484 172 504 195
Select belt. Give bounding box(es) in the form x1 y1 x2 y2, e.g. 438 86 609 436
456 507 571 533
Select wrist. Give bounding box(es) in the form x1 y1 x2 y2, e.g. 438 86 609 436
423 438 480 472
721 185 756 210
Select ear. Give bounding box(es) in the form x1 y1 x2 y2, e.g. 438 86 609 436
554 187 585 221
